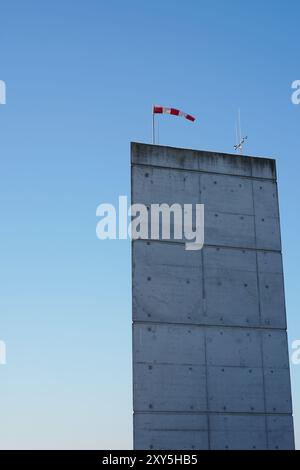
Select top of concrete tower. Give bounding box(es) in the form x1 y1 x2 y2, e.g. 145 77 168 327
131 142 277 181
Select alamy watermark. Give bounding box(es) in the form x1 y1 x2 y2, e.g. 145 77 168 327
0 80 6 104
96 196 204 250
291 80 300 105
291 339 300 365
0 340 6 365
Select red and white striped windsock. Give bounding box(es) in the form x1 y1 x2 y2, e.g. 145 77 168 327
153 105 196 122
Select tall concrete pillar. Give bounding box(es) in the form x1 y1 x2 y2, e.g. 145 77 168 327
131 142 294 450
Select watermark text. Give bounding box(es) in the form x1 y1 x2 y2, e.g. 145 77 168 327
0 340 6 365
0 80 6 104
96 196 204 251
291 80 300 105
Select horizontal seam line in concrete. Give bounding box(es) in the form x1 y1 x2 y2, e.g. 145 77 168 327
132 239 282 254
139 207 280 219
134 362 289 369
132 320 287 331
139 429 208 432
131 162 277 182
134 266 281 274
133 411 292 416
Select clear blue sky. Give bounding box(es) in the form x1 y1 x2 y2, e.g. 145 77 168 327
0 0 299 449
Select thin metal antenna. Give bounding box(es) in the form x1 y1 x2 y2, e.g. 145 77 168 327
238 108 242 146
234 109 248 155
235 122 239 149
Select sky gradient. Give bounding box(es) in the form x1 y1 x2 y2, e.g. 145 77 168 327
0 0 299 449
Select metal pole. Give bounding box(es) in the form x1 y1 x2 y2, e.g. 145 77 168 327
152 108 155 144
238 109 243 155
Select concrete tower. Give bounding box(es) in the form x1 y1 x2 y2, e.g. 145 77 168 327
131 142 294 450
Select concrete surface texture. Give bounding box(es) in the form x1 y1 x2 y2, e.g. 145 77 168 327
131 142 295 450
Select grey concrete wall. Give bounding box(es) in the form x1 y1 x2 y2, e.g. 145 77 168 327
131 142 294 450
